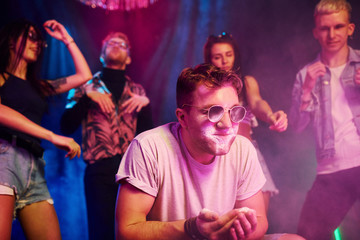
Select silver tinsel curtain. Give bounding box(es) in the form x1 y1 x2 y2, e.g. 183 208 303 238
79 0 158 11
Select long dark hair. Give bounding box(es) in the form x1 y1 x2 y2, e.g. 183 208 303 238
0 19 53 97
203 32 247 104
203 32 242 71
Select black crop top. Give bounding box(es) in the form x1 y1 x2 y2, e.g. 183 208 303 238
0 74 47 143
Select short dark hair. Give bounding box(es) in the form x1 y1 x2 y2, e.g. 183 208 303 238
203 32 241 72
176 63 242 108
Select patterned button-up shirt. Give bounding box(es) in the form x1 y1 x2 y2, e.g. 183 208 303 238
65 71 147 162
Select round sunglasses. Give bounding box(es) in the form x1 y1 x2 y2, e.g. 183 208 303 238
182 104 246 123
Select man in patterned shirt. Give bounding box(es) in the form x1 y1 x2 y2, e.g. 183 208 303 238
60 32 153 240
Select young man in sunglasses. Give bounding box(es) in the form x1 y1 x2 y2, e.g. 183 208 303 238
60 32 153 240
290 0 360 239
115 64 304 240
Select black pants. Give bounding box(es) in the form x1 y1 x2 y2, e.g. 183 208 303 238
297 166 360 240
84 155 121 240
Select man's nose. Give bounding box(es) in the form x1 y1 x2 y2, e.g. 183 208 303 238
217 111 232 128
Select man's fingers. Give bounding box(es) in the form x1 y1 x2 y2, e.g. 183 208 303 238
235 207 257 231
122 97 146 113
209 209 238 231
198 208 219 221
124 101 137 113
101 98 114 113
231 219 245 239
127 88 134 96
94 94 114 113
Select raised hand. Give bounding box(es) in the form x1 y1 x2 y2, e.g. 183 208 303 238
43 19 73 45
303 61 326 94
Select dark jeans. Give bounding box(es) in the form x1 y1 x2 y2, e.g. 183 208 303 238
84 155 121 240
297 166 360 240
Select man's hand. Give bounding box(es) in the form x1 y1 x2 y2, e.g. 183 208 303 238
303 61 326 95
268 110 288 132
355 68 360 85
121 89 150 113
87 91 115 114
195 208 257 240
229 207 257 240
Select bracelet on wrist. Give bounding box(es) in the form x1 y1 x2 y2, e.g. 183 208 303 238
65 39 75 47
266 112 273 123
184 217 207 240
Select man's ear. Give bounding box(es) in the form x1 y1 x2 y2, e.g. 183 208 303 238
125 55 132 65
100 54 105 65
176 108 187 128
348 23 355 37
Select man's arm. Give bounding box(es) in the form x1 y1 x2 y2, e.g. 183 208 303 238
244 76 287 132
115 183 187 240
116 182 263 240
289 62 325 133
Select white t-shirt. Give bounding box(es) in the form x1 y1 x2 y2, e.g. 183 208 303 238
116 122 265 221
318 65 360 174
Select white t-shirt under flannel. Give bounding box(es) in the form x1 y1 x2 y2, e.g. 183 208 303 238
317 65 360 174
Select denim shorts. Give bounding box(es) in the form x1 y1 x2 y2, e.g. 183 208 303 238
0 138 53 218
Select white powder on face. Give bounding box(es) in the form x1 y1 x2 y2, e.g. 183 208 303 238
202 127 237 153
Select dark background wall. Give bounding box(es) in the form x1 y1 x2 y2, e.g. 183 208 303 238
1 0 360 239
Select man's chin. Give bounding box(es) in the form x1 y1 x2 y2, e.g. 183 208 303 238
212 139 235 156
212 144 235 156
